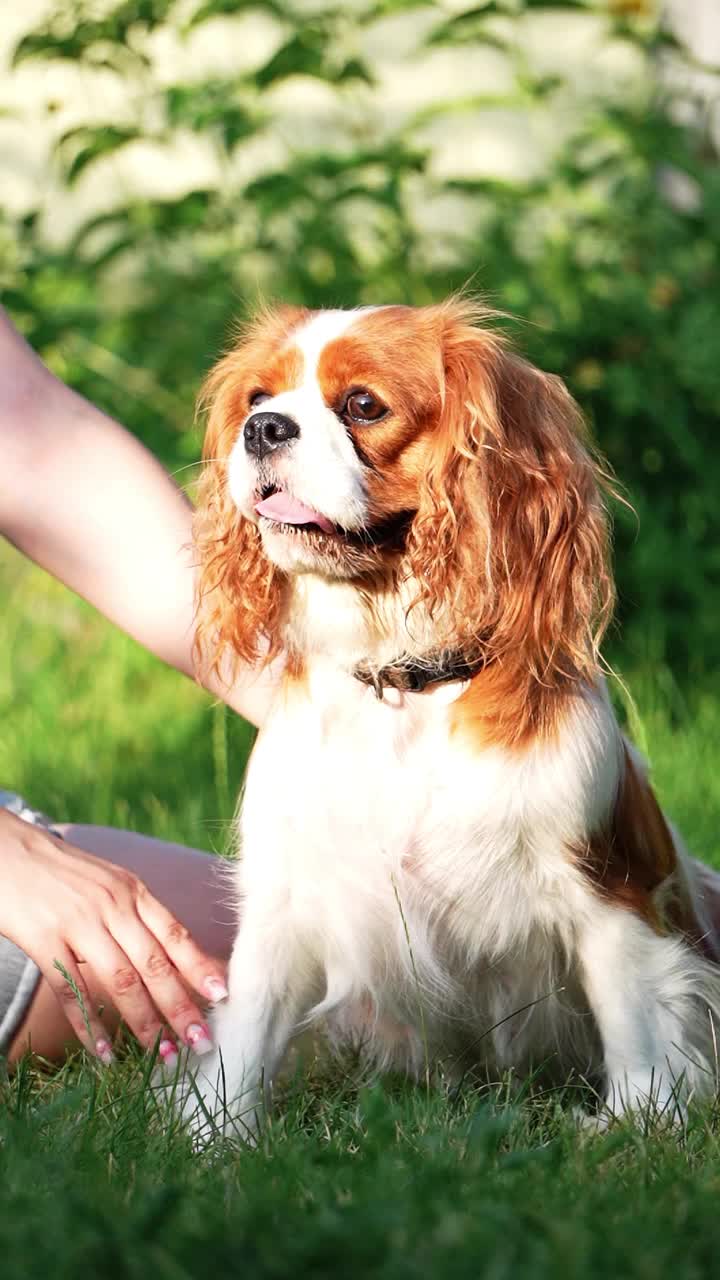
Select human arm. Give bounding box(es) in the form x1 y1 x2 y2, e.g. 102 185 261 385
0 307 279 728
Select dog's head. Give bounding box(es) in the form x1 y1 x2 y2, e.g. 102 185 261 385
195 299 613 684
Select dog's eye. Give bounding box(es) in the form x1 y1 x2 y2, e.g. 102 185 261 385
342 390 388 425
249 389 271 408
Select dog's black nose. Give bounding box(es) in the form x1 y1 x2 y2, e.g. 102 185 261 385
244 412 300 460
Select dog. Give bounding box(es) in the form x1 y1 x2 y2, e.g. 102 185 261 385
183 298 720 1135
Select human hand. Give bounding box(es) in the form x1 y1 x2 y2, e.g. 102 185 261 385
0 808 227 1064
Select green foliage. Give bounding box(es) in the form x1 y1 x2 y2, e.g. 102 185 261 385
2 0 719 672
12 0 177 71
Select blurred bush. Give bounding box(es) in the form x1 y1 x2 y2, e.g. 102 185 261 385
1 0 719 674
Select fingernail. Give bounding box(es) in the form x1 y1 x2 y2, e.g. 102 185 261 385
159 1038 179 1072
95 1038 114 1066
185 1022 213 1055
204 976 229 1004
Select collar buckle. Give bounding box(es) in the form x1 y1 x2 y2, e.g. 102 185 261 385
354 651 487 698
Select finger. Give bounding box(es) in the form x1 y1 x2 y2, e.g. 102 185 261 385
106 905 215 1055
45 946 114 1063
134 887 228 1006
80 926 177 1056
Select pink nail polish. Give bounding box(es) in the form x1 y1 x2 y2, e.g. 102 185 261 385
159 1038 179 1071
204 976 229 1004
185 1022 213 1055
95 1038 114 1066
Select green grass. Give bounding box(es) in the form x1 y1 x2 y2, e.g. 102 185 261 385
0 544 253 845
1 541 720 1279
3 1057 720 1280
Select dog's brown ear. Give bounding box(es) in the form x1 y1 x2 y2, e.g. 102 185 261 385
193 306 308 677
193 474 281 679
406 299 614 682
481 347 614 682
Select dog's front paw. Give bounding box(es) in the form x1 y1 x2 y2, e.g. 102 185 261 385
156 1050 263 1147
599 1070 688 1130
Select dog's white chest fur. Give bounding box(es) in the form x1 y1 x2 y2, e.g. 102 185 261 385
180 663 720 1140
236 664 619 1074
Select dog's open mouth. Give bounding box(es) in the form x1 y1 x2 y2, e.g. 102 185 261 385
254 486 337 536
255 485 414 550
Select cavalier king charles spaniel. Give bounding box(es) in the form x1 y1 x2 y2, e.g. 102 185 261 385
183 298 720 1135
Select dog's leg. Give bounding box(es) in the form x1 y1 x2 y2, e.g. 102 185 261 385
577 903 717 1123
179 908 320 1143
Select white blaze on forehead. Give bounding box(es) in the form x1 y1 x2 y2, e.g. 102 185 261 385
228 307 382 532
292 308 379 383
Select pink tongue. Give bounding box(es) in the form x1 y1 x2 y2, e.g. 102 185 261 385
255 491 335 534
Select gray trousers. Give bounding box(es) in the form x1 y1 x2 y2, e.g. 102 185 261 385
0 791 58 1055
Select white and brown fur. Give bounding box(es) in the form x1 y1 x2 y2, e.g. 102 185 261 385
183 299 720 1134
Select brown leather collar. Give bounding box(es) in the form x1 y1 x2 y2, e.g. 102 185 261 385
353 651 487 698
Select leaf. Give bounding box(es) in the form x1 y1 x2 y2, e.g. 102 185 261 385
253 26 329 88
243 171 307 216
410 92 526 128
444 175 543 198
164 81 260 151
425 7 510 51
520 1 592 9
56 125 143 185
186 0 287 28
516 72 564 100
333 58 375 88
362 0 436 20
251 21 373 91
130 189 216 234
67 207 136 254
